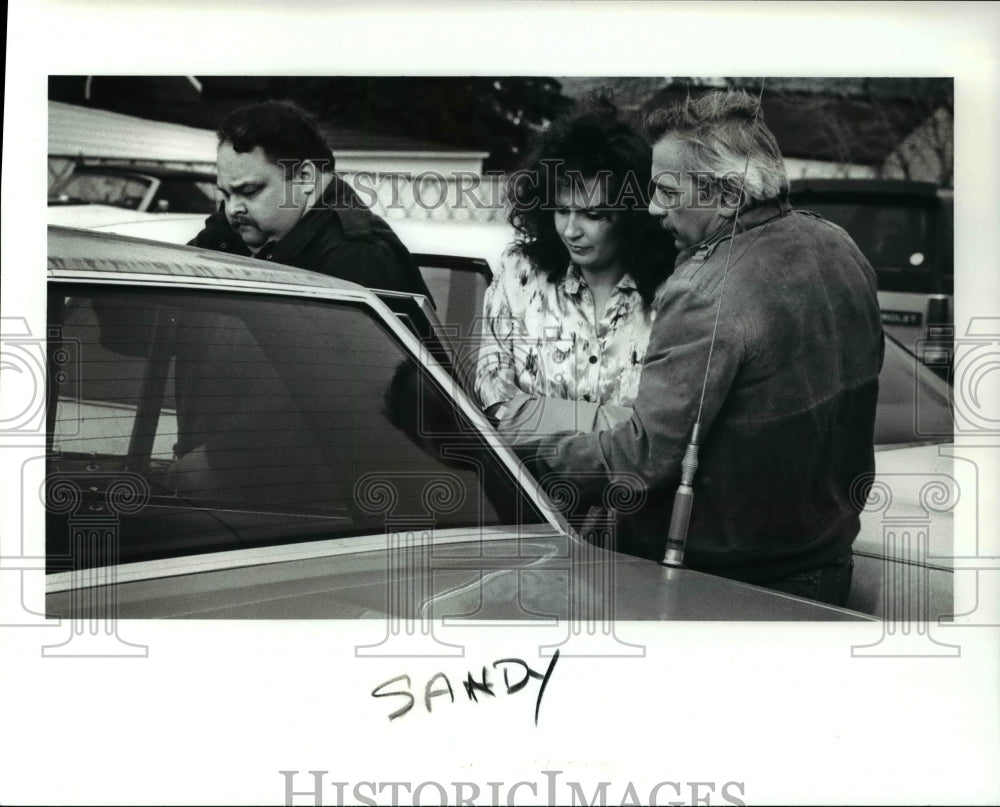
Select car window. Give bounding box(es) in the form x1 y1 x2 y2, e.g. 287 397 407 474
415 257 492 339
811 202 931 269
48 286 546 571
54 171 152 210
798 199 950 295
151 178 220 214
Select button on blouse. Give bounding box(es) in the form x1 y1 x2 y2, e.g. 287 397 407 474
475 250 656 410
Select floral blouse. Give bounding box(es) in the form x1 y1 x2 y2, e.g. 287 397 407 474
475 251 656 410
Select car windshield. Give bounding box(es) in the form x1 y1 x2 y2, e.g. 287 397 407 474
48 285 549 572
51 170 219 213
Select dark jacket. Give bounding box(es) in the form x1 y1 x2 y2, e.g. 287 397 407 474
188 176 432 301
522 200 885 583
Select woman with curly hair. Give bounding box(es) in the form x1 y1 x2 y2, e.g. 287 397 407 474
475 99 677 437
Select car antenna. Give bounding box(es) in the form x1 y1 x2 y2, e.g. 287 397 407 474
660 79 766 568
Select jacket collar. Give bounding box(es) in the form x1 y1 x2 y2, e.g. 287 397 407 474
733 196 791 233
256 175 362 262
676 197 791 265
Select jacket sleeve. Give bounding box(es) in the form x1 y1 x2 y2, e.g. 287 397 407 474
497 394 633 445
473 250 525 410
186 210 229 248
520 274 747 506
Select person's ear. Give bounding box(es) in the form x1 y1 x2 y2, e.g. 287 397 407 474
718 178 744 219
719 200 738 220
295 160 318 197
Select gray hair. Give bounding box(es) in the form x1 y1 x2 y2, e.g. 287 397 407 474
645 89 789 203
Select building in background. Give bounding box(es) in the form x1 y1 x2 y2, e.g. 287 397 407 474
48 100 499 222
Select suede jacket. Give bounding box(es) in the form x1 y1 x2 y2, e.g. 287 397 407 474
522 200 885 583
189 176 432 301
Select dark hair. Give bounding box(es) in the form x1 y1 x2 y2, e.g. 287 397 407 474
507 97 676 304
217 100 335 175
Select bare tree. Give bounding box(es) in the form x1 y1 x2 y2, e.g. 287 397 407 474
723 78 953 186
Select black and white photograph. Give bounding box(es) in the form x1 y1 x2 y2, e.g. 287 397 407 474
42 73 957 620
2 2 999 806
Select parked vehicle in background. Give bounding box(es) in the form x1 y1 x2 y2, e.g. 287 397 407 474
48 163 220 214
789 178 954 378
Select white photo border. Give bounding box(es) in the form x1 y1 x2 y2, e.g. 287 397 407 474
3 2 999 805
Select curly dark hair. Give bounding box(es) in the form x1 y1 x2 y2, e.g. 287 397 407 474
507 97 677 305
217 100 335 176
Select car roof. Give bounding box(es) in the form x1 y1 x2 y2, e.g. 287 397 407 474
48 224 367 295
69 163 216 181
388 217 513 266
47 204 207 232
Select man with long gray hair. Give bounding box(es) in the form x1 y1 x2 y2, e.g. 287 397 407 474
518 89 884 606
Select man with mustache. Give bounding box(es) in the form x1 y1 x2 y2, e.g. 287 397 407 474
189 100 430 298
518 89 885 606
165 101 430 486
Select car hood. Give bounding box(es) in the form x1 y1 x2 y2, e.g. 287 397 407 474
47 204 206 240
857 442 954 564
47 527 870 621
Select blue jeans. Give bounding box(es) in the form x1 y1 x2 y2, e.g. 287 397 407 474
760 552 855 607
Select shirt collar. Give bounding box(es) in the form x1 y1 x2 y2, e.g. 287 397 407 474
561 262 639 296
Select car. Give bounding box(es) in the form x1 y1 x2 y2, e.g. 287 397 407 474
48 163 220 214
849 327 954 620
45 225 922 622
43 212 957 623
789 178 954 378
